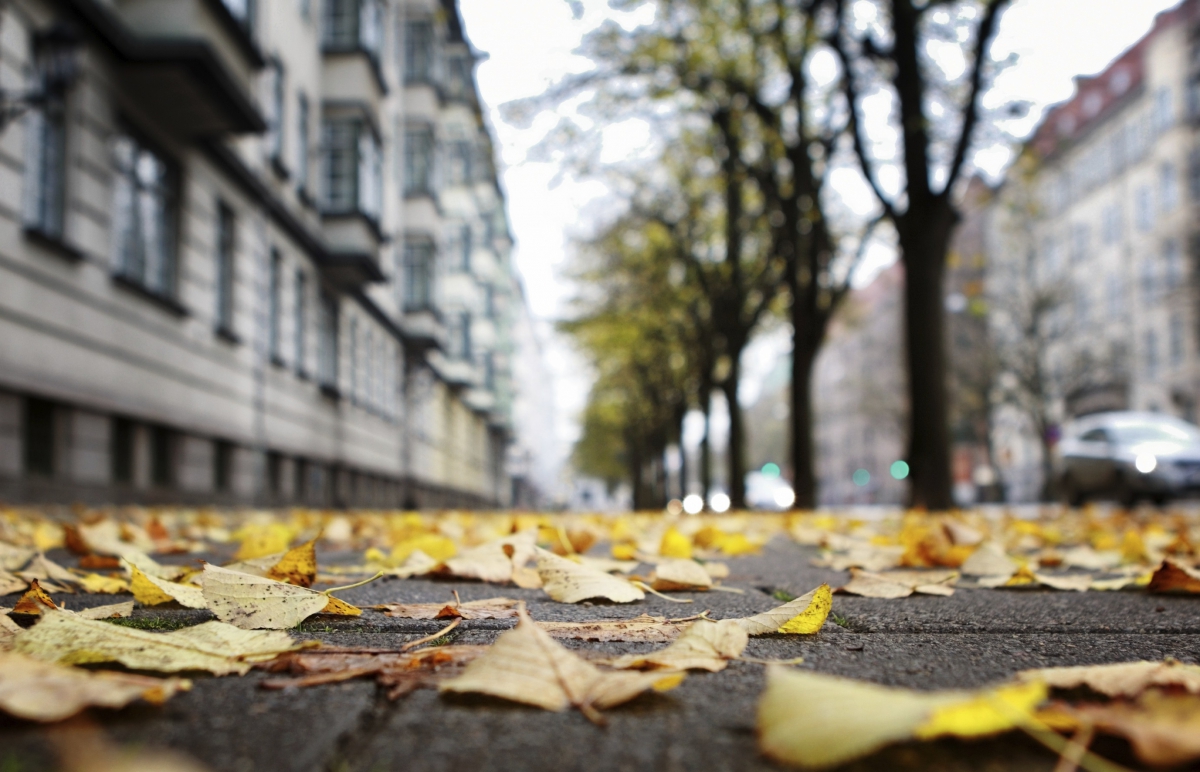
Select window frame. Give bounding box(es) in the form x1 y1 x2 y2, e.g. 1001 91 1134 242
110 125 181 304
214 201 237 339
268 248 283 363
321 116 382 225
403 238 436 313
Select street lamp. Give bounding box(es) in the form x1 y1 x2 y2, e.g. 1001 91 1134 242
0 24 81 132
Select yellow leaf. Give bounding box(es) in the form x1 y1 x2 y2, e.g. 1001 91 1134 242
611 619 747 672
0 650 190 722
201 564 333 629
266 537 318 587
914 681 1047 739
128 564 206 609
659 527 692 559
440 606 681 720
12 579 58 615
76 573 129 595
611 543 637 560
390 533 457 565
321 595 362 617
233 523 294 561
757 667 1043 769
736 584 832 635
15 609 302 675
534 548 644 604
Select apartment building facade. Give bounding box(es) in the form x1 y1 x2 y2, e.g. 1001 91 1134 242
0 0 520 507
987 0 1200 500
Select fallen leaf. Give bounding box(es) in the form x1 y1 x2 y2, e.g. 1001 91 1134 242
611 619 747 672
813 545 905 572
53 723 214 772
390 549 438 578
757 667 1046 769
15 609 303 674
77 601 135 620
390 533 458 565
651 559 713 591
837 569 958 599
262 644 488 699
266 537 317 587
0 609 19 650
1049 690 1200 767
1017 659 1200 697
976 566 1092 592
659 527 692 559
439 607 682 721
437 531 537 584
575 556 639 574
128 564 206 609
233 523 294 561
201 564 359 629
12 579 58 615
538 614 693 642
0 650 191 722
1147 559 1200 593
736 584 832 635
75 573 130 595
378 597 521 620
703 561 730 580
535 548 645 604
960 542 1018 577
1061 546 1122 571
0 542 34 571
17 553 78 593
0 569 27 595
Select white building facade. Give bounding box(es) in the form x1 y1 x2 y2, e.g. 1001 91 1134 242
0 0 522 507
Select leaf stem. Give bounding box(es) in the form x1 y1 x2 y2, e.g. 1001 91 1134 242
322 571 384 595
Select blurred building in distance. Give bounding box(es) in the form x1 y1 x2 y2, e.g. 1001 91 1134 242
986 0 1200 501
812 263 908 506
0 0 533 507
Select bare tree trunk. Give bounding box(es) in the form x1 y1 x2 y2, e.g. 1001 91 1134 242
899 212 956 510
700 384 712 501
790 339 818 509
677 408 689 500
724 355 747 509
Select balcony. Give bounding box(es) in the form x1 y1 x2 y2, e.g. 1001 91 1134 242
427 350 475 387
68 0 265 137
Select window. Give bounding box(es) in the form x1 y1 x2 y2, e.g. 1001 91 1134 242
22 397 55 477
405 20 434 83
213 440 232 491
482 352 495 391
112 131 177 297
349 317 358 401
1164 239 1183 287
404 239 435 311
1141 260 1158 303
404 126 435 196
215 203 236 335
317 292 339 390
296 92 310 194
1153 86 1174 133
149 426 173 488
460 224 472 271
446 140 473 185
1171 313 1184 366
452 312 472 360
266 60 285 166
322 118 381 221
1160 162 1179 213
1145 330 1159 377
1101 204 1122 245
323 0 382 61
1069 222 1089 263
111 417 134 484
269 249 282 361
23 44 66 239
295 270 307 376
445 54 472 100
1135 185 1153 232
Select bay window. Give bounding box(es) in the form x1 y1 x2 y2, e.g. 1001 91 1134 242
323 0 383 62
405 20 434 83
404 239 435 312
404 125 436 196
322 117 381 222
111 131 177 298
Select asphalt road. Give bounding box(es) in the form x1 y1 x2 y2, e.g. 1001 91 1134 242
3 537 1198 772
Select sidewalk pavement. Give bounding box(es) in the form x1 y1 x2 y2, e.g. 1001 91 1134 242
3 538 1197 772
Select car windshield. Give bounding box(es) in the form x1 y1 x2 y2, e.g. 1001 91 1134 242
1108 421 1200 444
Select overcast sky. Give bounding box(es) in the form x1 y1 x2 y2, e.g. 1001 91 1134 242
457 0 1182 458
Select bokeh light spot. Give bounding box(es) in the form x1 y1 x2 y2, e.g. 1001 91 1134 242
853 469 870 487
761 463 781 477
890 460 910 480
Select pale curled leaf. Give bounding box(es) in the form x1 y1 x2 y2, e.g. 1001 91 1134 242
736 584 832 635
838 569 958 599
1017 660 1200 697
201 563 351 629
15 609 302 675
1050 690 1200 767
439 608 681 718
0 650 190 722
535 548 645 604
538 614 691 642
378 597 521 620
77 601 135 620
757 667 1046 769
0 542 35 572
0 569 26 595
17 553 79 592
128 563 206 609
0 609 19 651
960 542 1018 577
438 531 537 584
651 559 713 591
611 619 747 672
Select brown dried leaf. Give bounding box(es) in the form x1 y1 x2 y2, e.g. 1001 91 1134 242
1 608 20 651
1148 559 1200 594
1018 659 1200 698
1050 690 1200 767
611 619 748 672
0 650 190 722
378 597 520 620
12 579 59 615
538 614 691 642
261 644 487 698
439 607 682 720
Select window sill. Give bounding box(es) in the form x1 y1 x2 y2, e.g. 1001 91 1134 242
24 227 84 261
321 46 388 95
215 326 242 345
321 209 387 243
270 155 291 181
112 275 188 317
320 384 341 401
